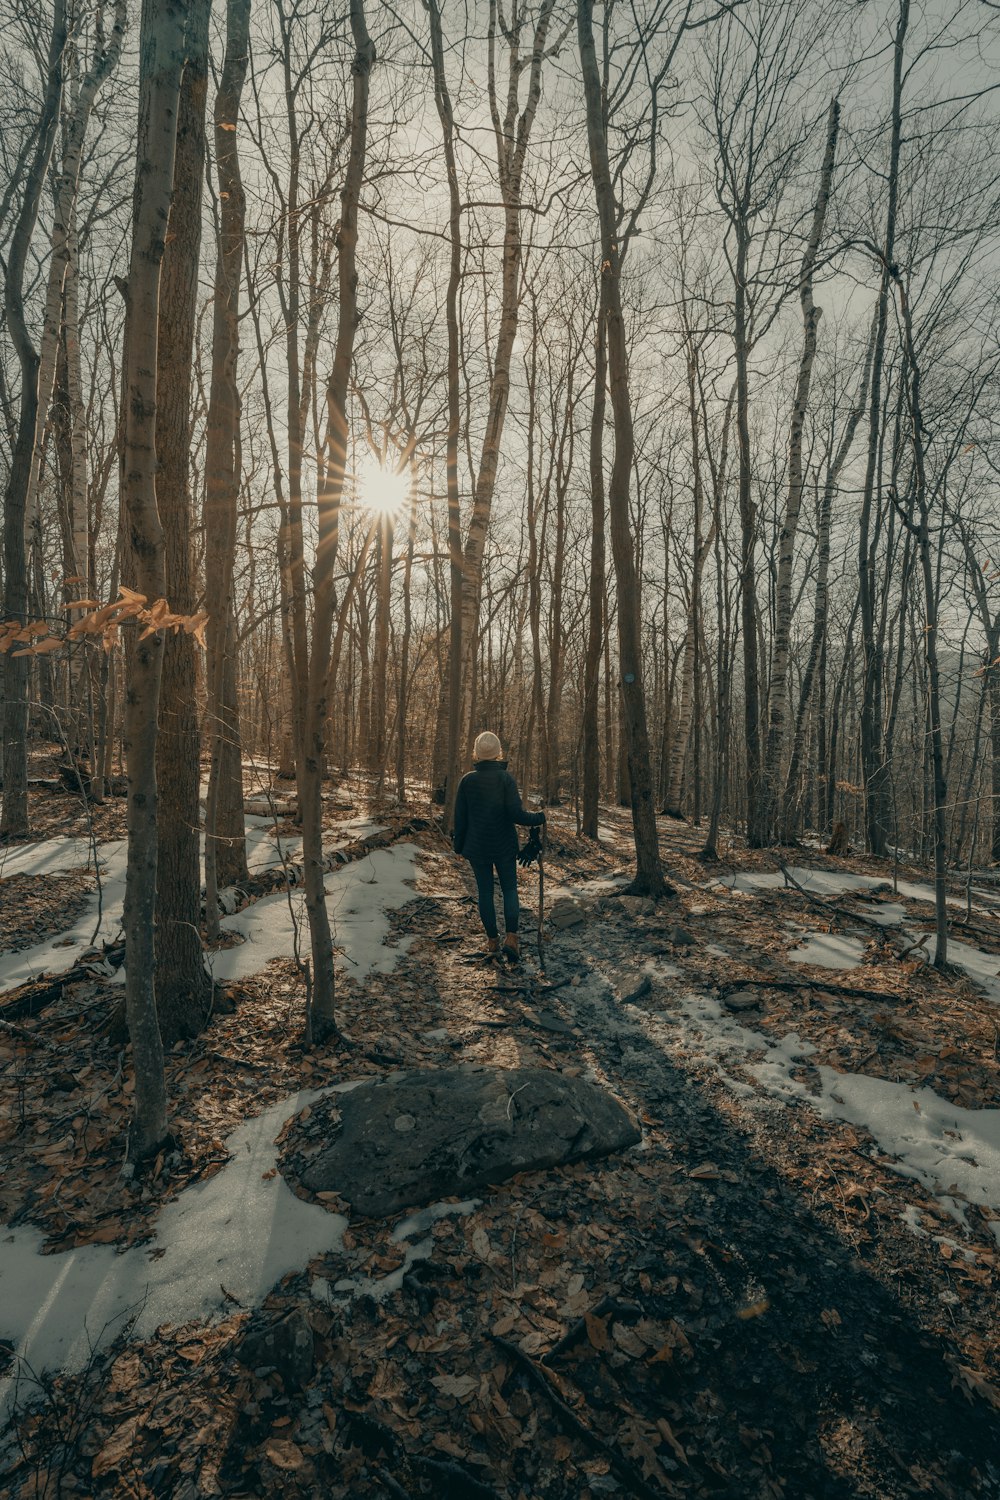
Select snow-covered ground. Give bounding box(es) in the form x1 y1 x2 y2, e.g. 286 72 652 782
786 933 866 970
0 816 402 995
0 835 423 1408
635 994 1000 1248
0 838 128 995
712 864 1000 1003
210 843 420 984
0 1086 348 1411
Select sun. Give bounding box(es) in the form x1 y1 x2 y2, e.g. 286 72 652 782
357 456 410 518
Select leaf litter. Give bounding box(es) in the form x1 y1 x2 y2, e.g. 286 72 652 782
1 777 999 1496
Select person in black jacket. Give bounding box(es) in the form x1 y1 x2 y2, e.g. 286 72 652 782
453 731 545 962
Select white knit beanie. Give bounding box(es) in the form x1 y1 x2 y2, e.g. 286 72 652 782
473 731 503 762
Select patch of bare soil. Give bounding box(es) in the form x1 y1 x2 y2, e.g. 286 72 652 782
2 812 998 1498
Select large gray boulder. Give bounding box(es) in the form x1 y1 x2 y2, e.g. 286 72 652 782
295 1066 640 1219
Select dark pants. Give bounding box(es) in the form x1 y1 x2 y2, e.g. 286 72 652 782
470 855 519 938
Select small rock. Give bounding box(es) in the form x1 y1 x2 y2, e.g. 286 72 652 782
549 898 586 930
620 896 656 918
526 1008 576 1036
620 976 653 1006
668 924 695 947
722 990 760 1011
394 1113 416 1132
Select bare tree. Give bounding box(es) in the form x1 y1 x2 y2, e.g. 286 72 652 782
1 0 68 840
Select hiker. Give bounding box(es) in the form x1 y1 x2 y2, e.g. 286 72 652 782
453 731 545 963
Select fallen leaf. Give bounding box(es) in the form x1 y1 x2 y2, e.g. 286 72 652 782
265 1439 304 1472
432 1373 479 1400
585 1311 609 1351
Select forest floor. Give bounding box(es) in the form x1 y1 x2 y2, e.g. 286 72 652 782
1 752 999 1499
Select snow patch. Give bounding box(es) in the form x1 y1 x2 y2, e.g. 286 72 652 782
0 837 96 882
786 933 866 971
0 1083 370 1409
645 995 1000 1237
0 839 128 996
209 843 420 985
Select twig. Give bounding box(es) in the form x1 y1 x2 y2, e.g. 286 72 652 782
491 1335 673 1499
0 1016 54 1048
718 978 910 1006
542 1296 643 1366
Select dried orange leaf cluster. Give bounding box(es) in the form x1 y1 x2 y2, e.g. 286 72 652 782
0 588 209 657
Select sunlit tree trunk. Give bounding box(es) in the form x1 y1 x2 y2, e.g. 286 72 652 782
296 0 374 1039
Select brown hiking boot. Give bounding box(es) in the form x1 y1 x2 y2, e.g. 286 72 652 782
502 932 520 964
486 936 500 957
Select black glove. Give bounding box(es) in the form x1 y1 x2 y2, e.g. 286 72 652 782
517 826 543 868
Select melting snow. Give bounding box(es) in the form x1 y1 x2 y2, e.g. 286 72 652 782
0 837 96 881
0 1084 364 1410
786 933 866 970
0 839 128 995
209 843 420 985
0 831 420 995
638 995 1000 1243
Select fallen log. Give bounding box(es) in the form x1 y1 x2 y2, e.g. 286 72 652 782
233 816 430 902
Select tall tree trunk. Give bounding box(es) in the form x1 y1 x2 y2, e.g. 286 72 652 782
665 340 715 818
892 271 947 966
426 0 464 822
581 297 607 839
578 0 668 897
733 215 766 848
781 336 873 838
371 516 393 777
859 0 908 857
121 0 188 1161
24 0 127 610
155 0 212 1044
203 0 251 937
296 0 374 1039
1 0 68 840
761 97 839 841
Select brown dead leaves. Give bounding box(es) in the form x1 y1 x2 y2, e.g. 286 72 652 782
0 587 209 658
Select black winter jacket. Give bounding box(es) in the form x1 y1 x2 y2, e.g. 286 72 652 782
453 760 544 864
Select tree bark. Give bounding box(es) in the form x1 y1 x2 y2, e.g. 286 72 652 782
578 0 668 897
761 97 839 841
203 0 252 937
154 0 212 1044
581 294 607 839
1 0 68 840
121 0 188 1161
295 0 374 1039
859 0 908 857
